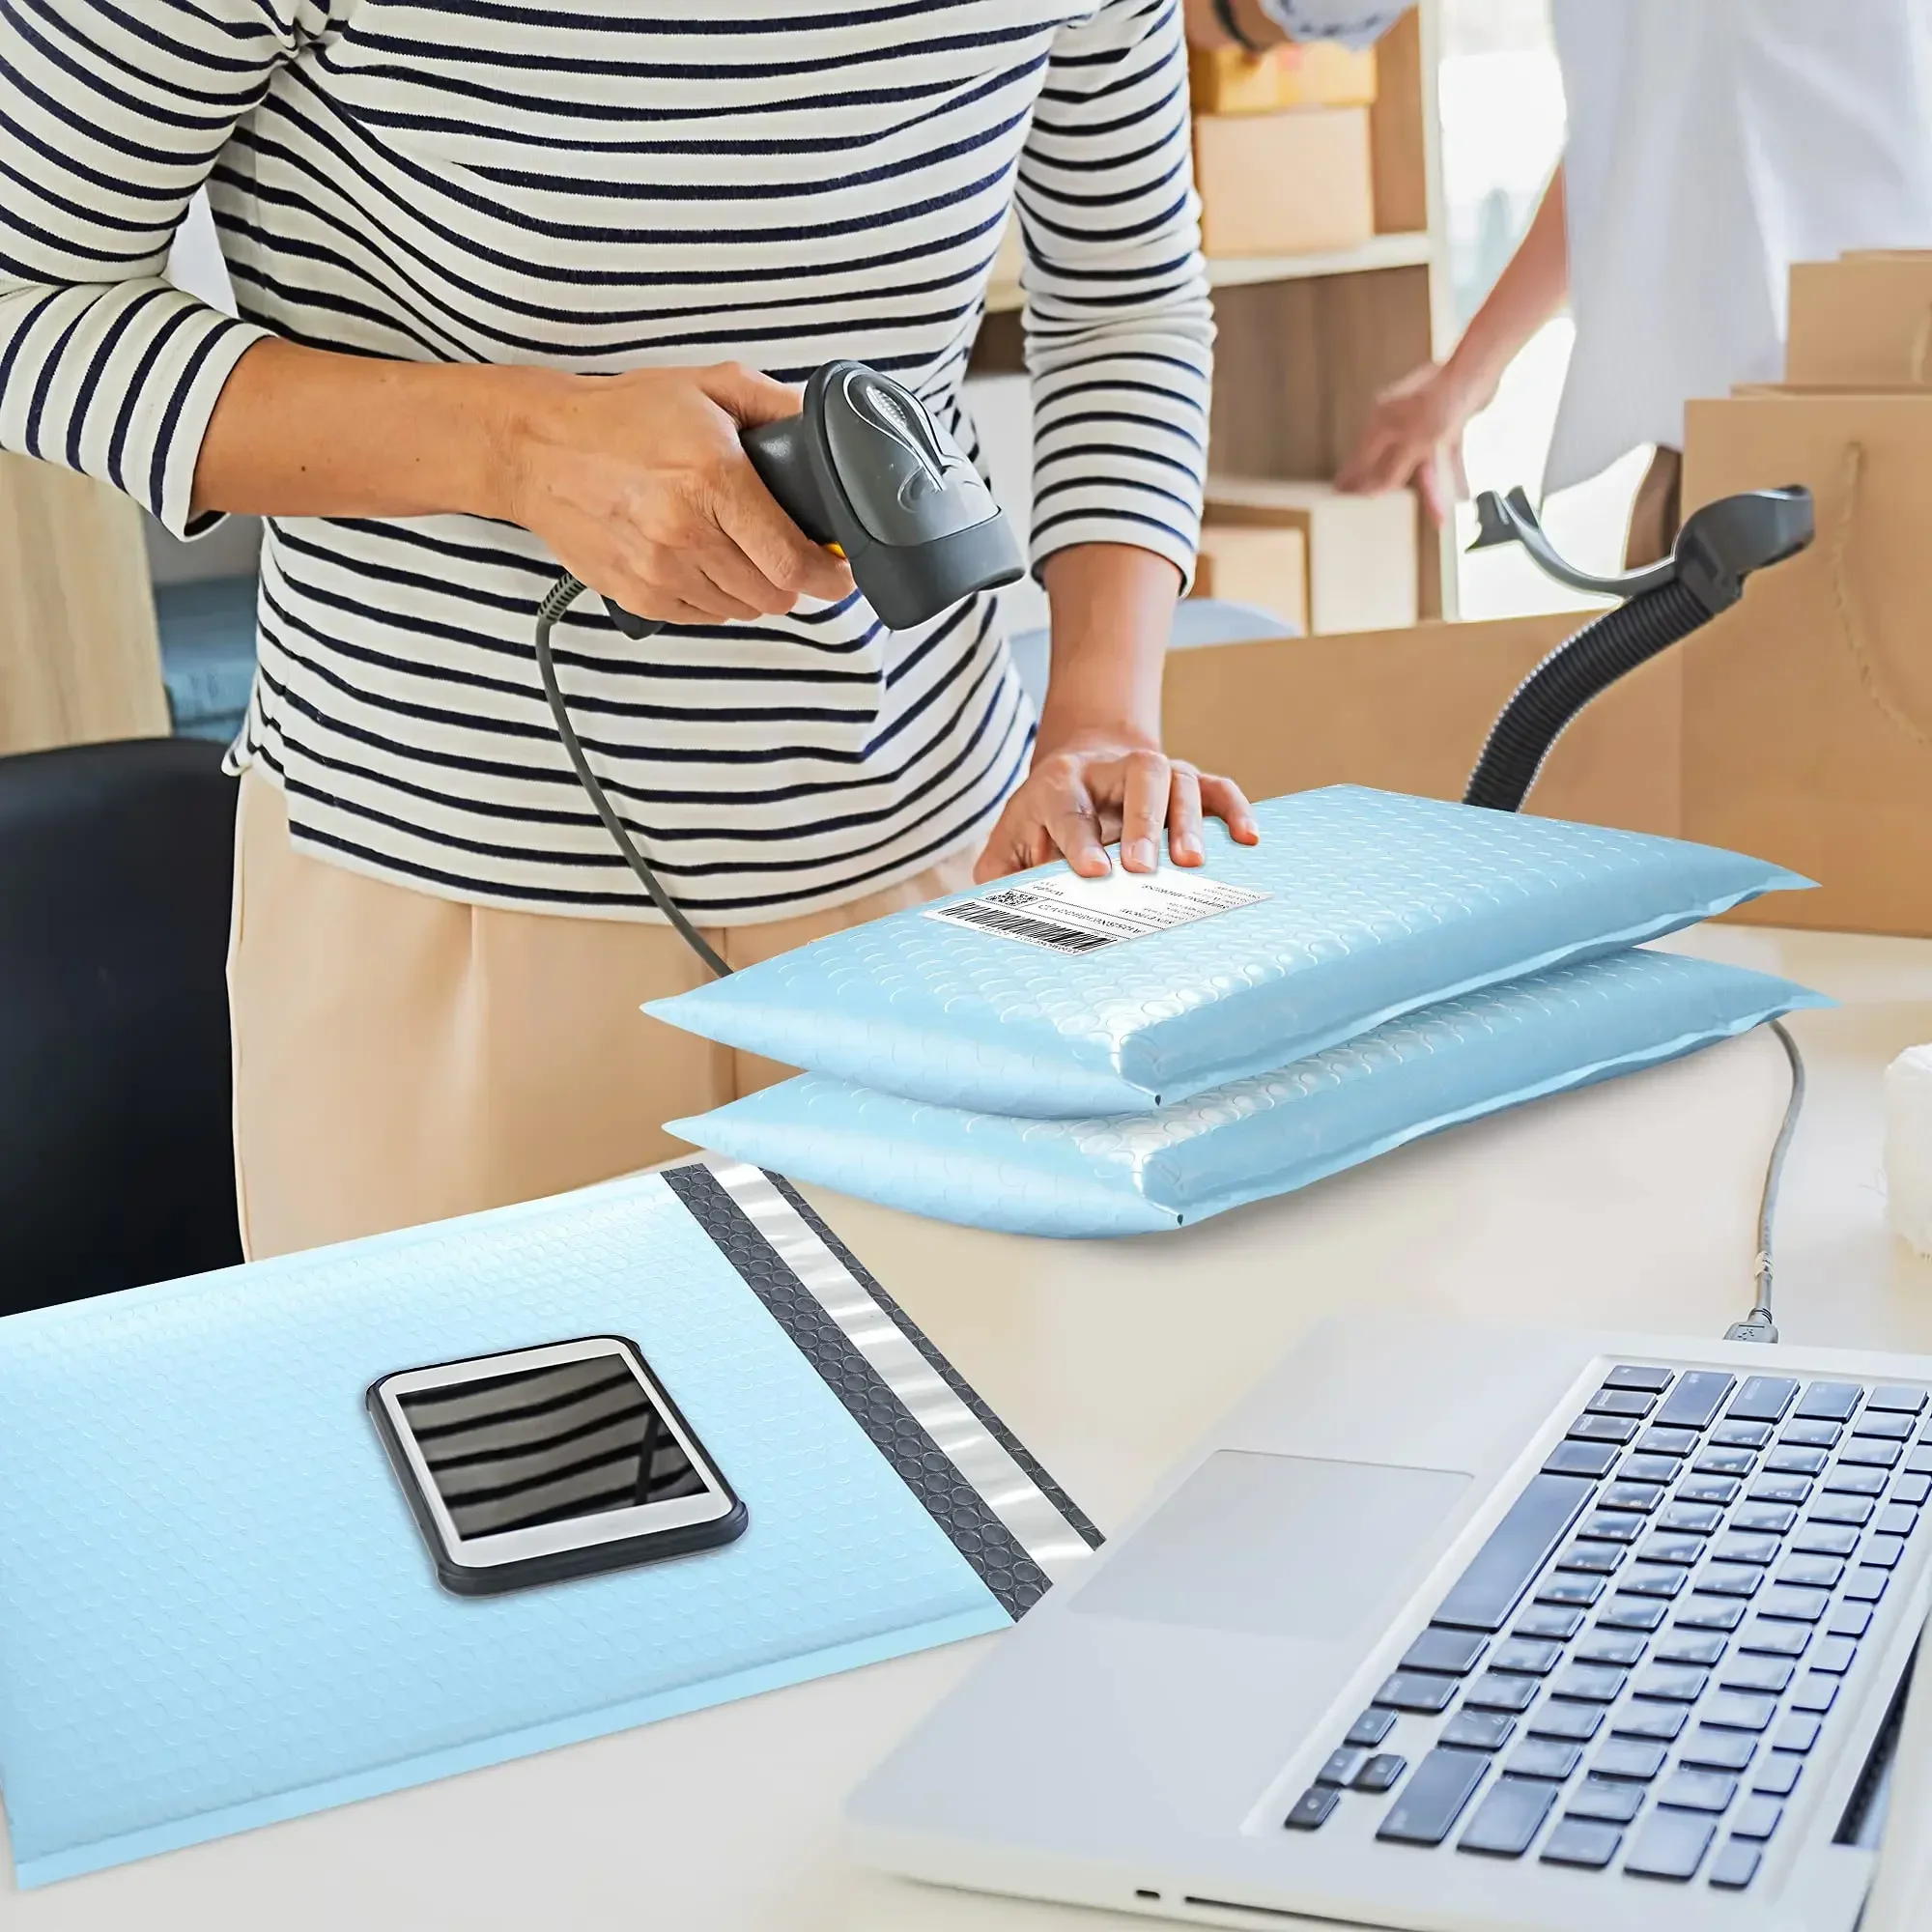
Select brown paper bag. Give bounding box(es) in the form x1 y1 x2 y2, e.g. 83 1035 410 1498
1785 257 1932 387
1682 391 1932 933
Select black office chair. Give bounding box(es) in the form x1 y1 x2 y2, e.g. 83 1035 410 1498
0 737 242 1313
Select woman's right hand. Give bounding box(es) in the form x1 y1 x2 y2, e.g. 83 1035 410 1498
497 360 855 627
1333 359 1485 526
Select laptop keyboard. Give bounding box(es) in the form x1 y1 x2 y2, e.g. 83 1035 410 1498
1284 1366 1926 1889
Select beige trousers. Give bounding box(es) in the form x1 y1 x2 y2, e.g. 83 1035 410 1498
227 773 977 1260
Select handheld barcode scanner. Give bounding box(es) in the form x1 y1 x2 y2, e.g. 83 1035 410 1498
533 359 1025 976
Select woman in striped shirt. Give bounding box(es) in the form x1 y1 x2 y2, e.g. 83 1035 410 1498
0 0 1254 1256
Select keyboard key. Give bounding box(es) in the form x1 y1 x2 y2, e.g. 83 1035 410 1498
1402 1628 1490 1676
1529 1702 1604 1743
1550 1663 1627 1703
1673 1600 1746 1633
1466 1671 1540 1714
1844 1567 1889 1605
1751 1754 1804 1797
1589 1387 1656 1418
1680 1727 1756 1773
1515 1606 1587 1641
1714 1421 1775 1450
1709 1840 1762 1889
1545 1439 1621 1479
1317 1747 1369 1786
1811 1496 1876 1526
1790 1674 1838 1715
1637 1534 1705 1568
1607 1365 1676 1392
1619 1565 1686 1600
1894 1474 1932 1507
1856 1412 1918 1441
1712 1532 1781 1567
1785 1420 1843 1449
1797 1381 1864 1422
1624 1455 1683 1487
1734 1503 1799 1535
1759 1585 1832 1623
1696 1564 1763 1600
1537 1575 1605 1607
1346 1707 1398 1749
1613 1704 1687 1742
1862 1533 1907 1571
1570 1414 1639 1445
1752 1475 1813 1506
1777 1556 1845 1590
1658 1768 1737 1813
1842 1439 1905 1468
1377 1747 1491 1846
1556 1543 1625 1576
1441 1710 1518 1751
1507 1741 1582 1780
1540 1818 1623 1868
1704 1692 1778 1732
1598 1597 1669 1632
1828 1604 1873 1639
1791 1523 1861 1558
1593 1740 1667 1780
1729 1377 1800 1423
1659 1373 1735 1431
1567 1776 1646 1823
1766 1446 1830 1475
1633 1664 1709 1702
1603 1481 1666 1513
1434 1472 1598 1634
1625 1808 1716 1881
1731 1796 1783 1839
1492 1637 1564 1676
1810 1636 1859 1674
1678 1475 1743 1507
1375 1672 1459 1714
1356 1753 1406 1794
1639 1426 1699 1458
1740 1618 1811 1658
1720 1657 1794 1694
1579 1512 1645 1545
1655 1633 1728 1666
1775 1714 1823 1753
1458 1776 1557 1858
1659 1502 1725 1535
1910 1447 1932 1479
1694 1448 1757 1478
1285 1786 1339 1831
1876 1502 1921 1538
1867 1385 1927 1414
1577 1631 1650 1667
1825 1466 1890 1498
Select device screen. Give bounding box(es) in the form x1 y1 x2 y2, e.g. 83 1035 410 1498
395 1350 710 1543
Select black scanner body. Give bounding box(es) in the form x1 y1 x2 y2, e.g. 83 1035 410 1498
605 360 1025 639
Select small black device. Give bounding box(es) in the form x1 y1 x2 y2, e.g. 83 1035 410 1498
532 359 1025 977
367 1335 747 1597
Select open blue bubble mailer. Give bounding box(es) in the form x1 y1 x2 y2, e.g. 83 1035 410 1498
644 787 1812 1118
0 1162 1097 1888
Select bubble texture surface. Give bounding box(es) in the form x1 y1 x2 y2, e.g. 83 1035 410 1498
0 1174 1007 1887
646 787 1810 1117
669 953 1829 1237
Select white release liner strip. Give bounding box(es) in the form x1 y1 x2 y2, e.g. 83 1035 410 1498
923 867 1270 955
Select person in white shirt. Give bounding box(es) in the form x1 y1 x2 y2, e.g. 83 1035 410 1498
1328 0 1932 563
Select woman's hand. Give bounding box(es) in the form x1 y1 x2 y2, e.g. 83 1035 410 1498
975 727 1258 882
1334 359 1483 526
499 361 854 625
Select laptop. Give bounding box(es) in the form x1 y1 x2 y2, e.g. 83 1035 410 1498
846 1319 1932 1930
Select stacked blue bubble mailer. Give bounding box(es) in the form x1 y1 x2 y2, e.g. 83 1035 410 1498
652 788 1827 1237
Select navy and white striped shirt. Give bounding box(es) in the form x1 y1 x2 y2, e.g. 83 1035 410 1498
0 0 1212 923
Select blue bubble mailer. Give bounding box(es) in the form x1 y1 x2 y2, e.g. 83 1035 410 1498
668 952 1827 1237
0 1164 1095 1887
644 787 1811 1118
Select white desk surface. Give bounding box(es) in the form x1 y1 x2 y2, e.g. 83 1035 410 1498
7 925 1932 1932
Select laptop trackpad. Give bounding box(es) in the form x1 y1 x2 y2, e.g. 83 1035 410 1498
1072 1451 1472 1643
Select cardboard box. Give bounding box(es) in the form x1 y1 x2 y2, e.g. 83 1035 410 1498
1192 108 1375 258
1203 475 1416 633
1786 256 1932 387
1189 43 1378 116
1161 611 1681 837
1190 525 1308 628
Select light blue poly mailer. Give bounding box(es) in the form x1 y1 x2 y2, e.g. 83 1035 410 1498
645 787 1812 1118
669 953 1828 1237
0 1163 1097 1887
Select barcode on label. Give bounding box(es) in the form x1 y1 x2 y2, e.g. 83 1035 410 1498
936 899 1116 953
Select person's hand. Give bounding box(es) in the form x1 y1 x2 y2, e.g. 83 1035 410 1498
973 726 1259 882
1335 359 1486 526
500 361 855 625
